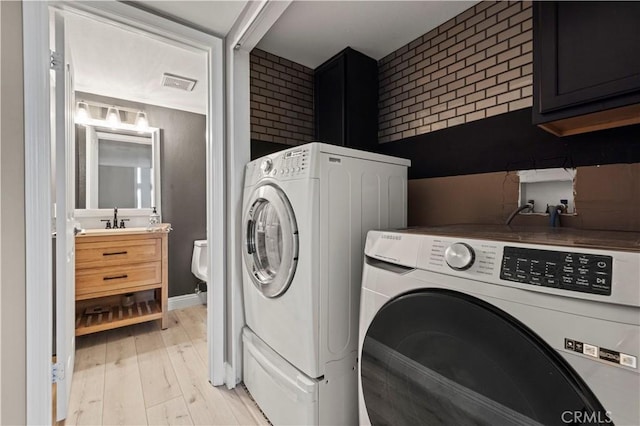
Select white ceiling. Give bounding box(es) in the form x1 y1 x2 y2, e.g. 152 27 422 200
66 12 209 114
257 1 478 69
65 1 476 115
135 1 248 37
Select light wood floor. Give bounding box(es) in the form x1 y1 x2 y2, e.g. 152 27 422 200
62 305 269 426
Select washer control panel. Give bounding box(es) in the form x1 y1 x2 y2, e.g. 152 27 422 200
247 147 310 185
275 148 309 178
501 246 613 295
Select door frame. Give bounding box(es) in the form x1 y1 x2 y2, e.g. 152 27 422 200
22 1 225 423
223 0 292 387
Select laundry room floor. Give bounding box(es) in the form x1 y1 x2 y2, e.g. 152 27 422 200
61 305 269 425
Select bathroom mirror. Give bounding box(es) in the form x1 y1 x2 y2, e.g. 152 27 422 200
75 123 161 216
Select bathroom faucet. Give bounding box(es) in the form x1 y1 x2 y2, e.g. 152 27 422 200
113 207 119 228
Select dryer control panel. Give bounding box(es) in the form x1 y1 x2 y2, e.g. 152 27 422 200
501 246 612 295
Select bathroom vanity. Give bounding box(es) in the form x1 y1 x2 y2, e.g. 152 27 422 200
74 225 171 336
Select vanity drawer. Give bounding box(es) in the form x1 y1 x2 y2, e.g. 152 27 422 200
76 238 161 269
76 261 162 300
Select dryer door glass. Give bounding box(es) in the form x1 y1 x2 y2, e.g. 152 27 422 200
361 290 608 426
243 184 298 298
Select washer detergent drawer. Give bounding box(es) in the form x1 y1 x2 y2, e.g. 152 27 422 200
242 327 319 425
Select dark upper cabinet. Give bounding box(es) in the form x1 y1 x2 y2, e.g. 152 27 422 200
533 1 640 136
314 47 378 150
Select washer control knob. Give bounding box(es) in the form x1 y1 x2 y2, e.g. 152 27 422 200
260 158 273 174
444 242 475 270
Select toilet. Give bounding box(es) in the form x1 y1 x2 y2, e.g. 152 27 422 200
192 240 208 304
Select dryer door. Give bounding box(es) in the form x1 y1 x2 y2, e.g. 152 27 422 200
243 183 299 298
361 290 608 426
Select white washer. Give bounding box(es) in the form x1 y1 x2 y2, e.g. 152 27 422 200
241 142 410 425
359 226 639 426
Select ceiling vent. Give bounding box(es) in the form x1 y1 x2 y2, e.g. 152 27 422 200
161 73 197 91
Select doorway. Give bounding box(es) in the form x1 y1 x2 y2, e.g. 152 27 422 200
23 2 225 423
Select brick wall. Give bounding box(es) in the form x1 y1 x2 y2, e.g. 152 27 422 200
250 49 315 145
378 0 533 143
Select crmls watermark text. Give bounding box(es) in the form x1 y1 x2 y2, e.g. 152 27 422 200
561 411 613 424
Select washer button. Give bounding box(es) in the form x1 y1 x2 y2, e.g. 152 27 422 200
583 344 598 358
260 158 272 174
620 353 637 369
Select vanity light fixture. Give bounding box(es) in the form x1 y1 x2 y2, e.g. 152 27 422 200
106 106 121 128
74 101 153 133
76 101 91 124
135 111 149 131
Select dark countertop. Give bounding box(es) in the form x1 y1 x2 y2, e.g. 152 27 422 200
397 225 640 252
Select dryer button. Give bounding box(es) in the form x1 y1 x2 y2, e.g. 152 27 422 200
445 242 475 271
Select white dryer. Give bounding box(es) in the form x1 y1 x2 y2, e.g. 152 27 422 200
359 226 639 426
241 142 410 425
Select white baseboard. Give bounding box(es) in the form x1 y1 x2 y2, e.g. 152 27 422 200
168 292 207 311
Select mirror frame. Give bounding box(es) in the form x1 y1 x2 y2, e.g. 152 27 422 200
74 121 161 220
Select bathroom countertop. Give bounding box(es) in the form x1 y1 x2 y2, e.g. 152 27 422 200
76 223 172 237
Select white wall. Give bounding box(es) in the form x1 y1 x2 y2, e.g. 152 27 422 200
0 1 3 418
0 1 27 424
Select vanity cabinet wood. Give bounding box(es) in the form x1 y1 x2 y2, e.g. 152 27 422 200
533 1 640 136
75 229 169 336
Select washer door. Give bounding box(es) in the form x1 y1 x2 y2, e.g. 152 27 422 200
361 290 608 426
243 183 298 298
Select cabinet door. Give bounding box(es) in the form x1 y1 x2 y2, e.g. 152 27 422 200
345 49 379 150
535 1 640 114
315 48 379 149
315 55 345 145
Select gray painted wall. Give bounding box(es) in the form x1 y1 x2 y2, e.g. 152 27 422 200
78 92 207 297
1 1 27 423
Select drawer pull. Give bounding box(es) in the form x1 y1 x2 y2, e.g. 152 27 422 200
103 274 128 281
103 251 128 256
